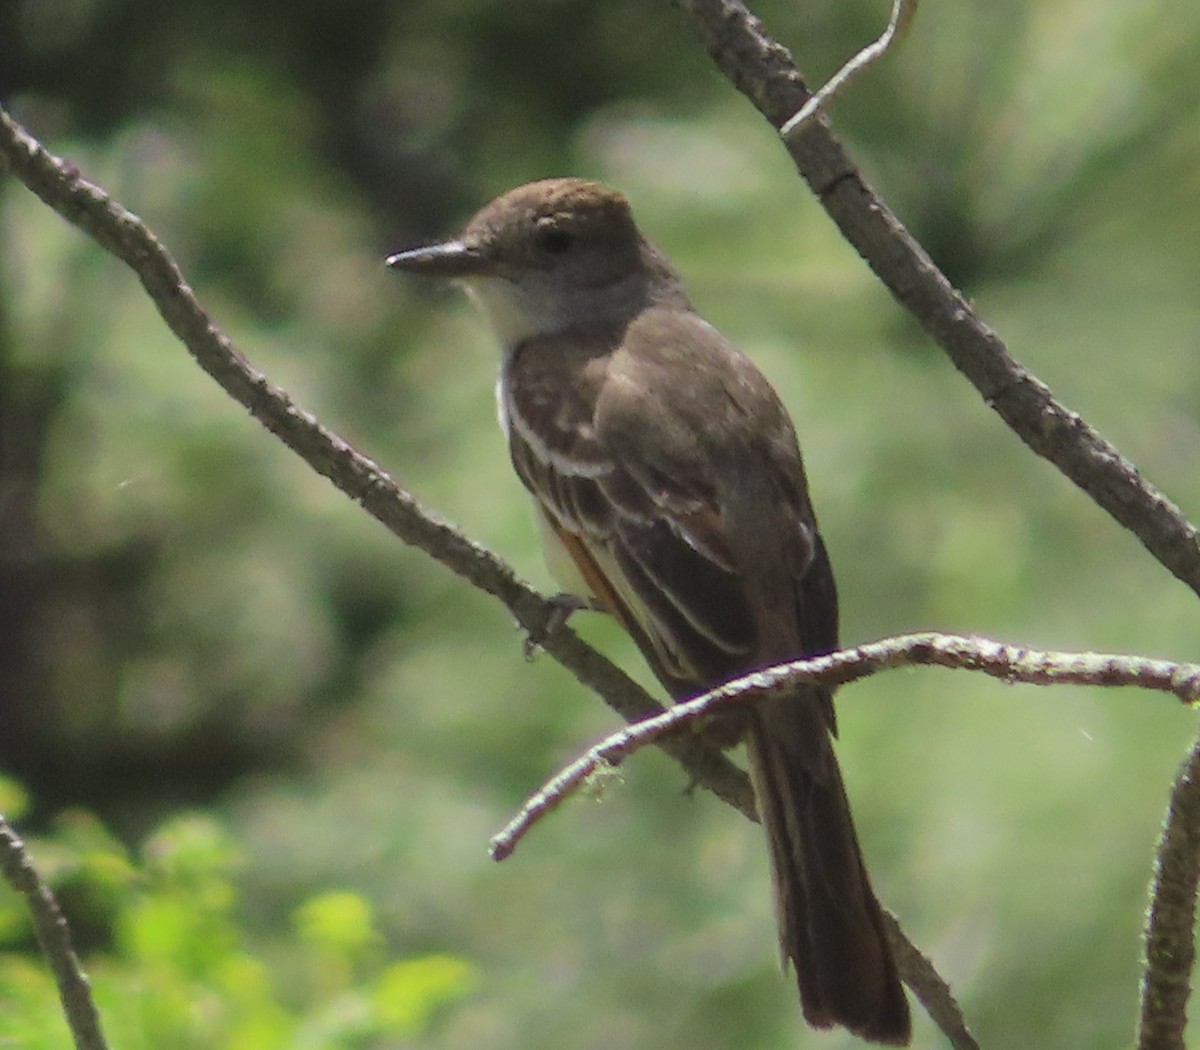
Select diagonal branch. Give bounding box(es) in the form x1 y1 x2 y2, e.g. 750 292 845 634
891 923 979 1050
0 816 110 1050
0 103 755 825
672 0 1200 601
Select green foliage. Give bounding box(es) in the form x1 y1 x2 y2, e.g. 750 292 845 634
0 809 475 1050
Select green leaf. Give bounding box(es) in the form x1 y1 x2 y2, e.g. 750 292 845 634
372 954 477 1037
293 890 380 956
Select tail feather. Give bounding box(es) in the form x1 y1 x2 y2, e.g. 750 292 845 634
746 693 911 1046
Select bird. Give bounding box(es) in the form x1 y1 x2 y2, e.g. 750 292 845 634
387 177 911 1045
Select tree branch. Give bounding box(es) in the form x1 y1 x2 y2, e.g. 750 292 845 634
492 632 1200 859
0 103 755 825
1140 726 1200 1050
0 816 110 1050
492 627 1200 1046
492 631 1105 1050
890 921 979 1050
672 0 1200 601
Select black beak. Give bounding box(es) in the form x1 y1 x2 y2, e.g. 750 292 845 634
385 240 490 279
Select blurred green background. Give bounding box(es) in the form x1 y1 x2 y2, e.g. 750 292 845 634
2 0 1199 1047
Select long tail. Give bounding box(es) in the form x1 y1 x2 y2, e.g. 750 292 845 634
745 691 911 1045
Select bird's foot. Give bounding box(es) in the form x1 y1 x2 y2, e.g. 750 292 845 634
522 593 605 659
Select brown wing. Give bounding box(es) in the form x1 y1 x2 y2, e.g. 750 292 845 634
503 305 837 701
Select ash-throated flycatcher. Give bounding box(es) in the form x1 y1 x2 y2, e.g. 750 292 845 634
387 178 910 1045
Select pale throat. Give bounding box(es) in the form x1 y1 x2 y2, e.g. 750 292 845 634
461 271 644 351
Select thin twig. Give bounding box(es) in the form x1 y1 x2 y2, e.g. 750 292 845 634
780 0 919 139
492 632 1200 857
1139 727 1200 1050
673 0 1200 602
0 817 110 1050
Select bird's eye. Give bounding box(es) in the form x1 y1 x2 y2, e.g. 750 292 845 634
536 227 573 254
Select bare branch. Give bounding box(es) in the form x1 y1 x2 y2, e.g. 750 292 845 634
780 0 919 138
888 917 980 1050
1140 727 1200 1050
0 103 756 826
672 0 1200 601
492 631 1200 859
493 628 1200 1049
0 817 110 1050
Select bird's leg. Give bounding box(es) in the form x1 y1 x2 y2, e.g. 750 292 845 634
522 593 607 659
